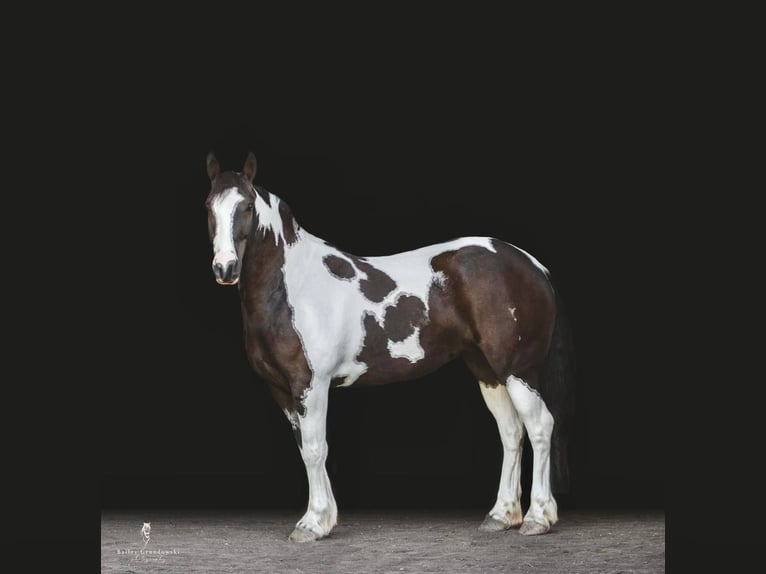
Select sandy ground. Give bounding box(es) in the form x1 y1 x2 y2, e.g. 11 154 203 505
101 509 664 573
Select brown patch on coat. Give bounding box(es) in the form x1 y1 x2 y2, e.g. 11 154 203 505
382 295 427 341
430 242 555 388
278 199 297 245
253 184 271 206
239 227 312 415
323 255 356 280
349 256 397 302
354 313 417 382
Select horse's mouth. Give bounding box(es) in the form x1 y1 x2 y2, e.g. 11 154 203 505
216 278 239 286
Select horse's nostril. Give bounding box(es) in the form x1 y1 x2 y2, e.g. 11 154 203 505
213 260 239 284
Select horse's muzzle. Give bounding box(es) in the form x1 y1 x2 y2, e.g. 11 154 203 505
212 261 239 285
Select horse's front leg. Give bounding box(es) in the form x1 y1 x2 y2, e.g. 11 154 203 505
288 379 338 542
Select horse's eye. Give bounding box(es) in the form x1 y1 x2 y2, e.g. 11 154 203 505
248 203 254 210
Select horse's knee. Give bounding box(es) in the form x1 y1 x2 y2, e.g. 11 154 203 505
500 428 523 449
527 412 554 448
301 440 327 465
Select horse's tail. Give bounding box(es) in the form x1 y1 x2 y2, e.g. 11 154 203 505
539 287 576 494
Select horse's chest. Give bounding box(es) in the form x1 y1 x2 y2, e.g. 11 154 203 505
241 305 310 382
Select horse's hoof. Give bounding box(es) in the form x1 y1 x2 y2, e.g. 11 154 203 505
288 526 323 542
519 520 550 536
479 514 511 532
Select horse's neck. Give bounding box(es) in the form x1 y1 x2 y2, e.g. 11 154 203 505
238 224 320 307
240 233 287 297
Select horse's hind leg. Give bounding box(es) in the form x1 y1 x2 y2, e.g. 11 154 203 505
477 380 525 531
506 374 558 535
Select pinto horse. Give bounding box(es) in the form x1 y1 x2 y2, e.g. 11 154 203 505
204 152 575 542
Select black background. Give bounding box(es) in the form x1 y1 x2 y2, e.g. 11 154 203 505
10 16 692 564
98 45 665 515
15 10 764 570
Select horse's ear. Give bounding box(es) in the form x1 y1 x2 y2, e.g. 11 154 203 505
206 152 220 181
243 152 257 182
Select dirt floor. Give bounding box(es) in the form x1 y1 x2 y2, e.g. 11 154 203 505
101 509 664 573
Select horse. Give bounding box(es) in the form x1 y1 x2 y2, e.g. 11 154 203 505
203 151 575 542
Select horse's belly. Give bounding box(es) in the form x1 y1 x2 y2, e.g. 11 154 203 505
341 354 458 387
338 329 462 388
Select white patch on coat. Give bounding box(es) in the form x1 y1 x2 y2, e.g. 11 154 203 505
211 187 245 265
254 191 286 245
280 234 497 387
387 327 425 363
432 271 447 288
509 307 517 321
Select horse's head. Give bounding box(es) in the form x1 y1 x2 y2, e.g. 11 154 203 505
204 152 258 285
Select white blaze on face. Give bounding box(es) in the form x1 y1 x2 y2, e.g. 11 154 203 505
211 187 245 266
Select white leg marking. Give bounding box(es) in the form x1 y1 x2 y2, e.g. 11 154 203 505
294 380 337 538
283 408 300 432
506 375 558 529
479 381 525 527
254 192 285 244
